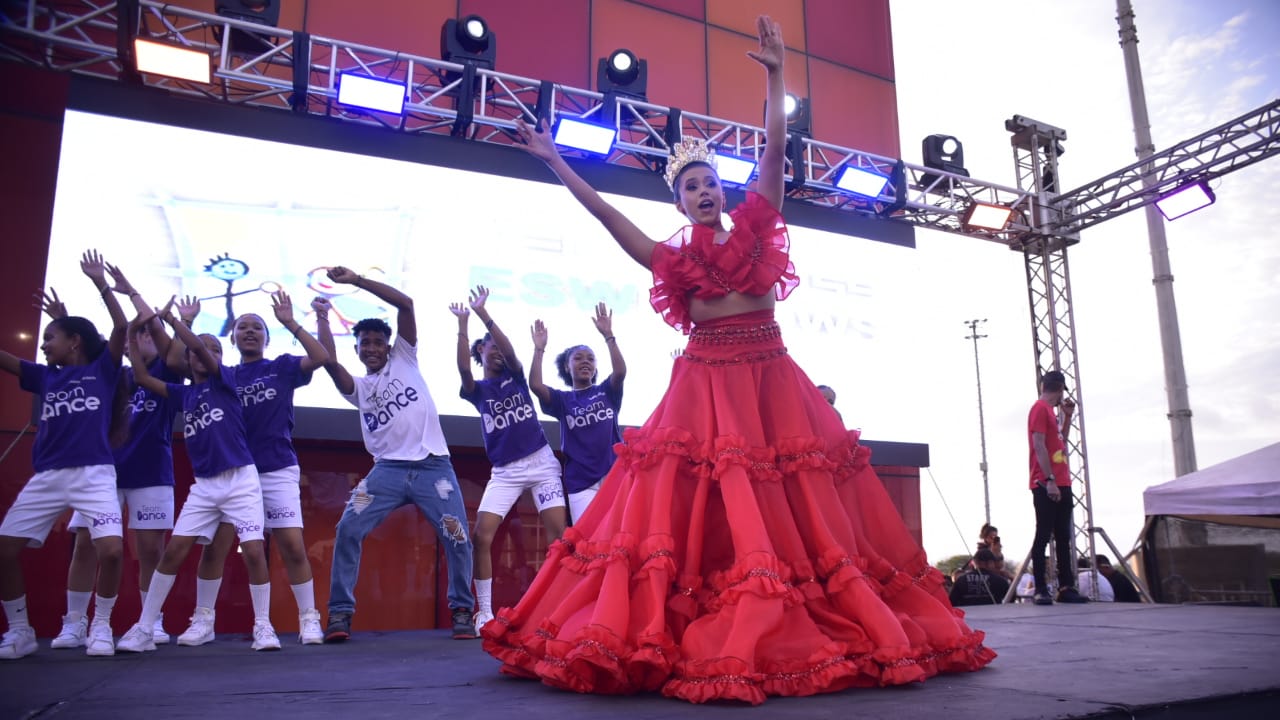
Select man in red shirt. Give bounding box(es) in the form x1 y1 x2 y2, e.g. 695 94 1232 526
1027 370 1087 605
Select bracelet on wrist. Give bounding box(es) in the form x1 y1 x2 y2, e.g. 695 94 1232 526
482 318 495 330
604 335 617 343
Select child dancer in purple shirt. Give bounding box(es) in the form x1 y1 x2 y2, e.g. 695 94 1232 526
529 302 626 525
0 250 127 660
115 299 280 653
173 291 329 647
452 285 567 634
42 270 186 652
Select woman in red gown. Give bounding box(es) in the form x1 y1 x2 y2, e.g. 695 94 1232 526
483 15 995 704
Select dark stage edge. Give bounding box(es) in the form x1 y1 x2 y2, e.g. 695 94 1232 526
2 603 1277 719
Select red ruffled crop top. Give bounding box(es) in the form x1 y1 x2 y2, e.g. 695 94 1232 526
649 191 799 333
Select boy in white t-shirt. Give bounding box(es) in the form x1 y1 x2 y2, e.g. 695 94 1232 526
312 267 477 642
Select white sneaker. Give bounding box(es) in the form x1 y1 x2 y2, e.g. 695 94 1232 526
115 623 156 653
0 627 37 660
152 614 170 644
251 621 281 651
85 621 115 657
51 613 88 649
177 607 215 647
298 608 323 645
474 608 495 635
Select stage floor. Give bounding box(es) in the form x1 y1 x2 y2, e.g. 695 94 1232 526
3 602 1277 719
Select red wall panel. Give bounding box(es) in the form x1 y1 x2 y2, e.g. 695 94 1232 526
805 0 895 80
591 0 708 115
809 58 901 158
707 0 807 52
461 0 591 87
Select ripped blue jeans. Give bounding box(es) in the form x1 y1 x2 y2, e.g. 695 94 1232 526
328 456 475 615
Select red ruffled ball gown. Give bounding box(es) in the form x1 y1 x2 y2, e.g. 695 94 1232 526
482 193 995 704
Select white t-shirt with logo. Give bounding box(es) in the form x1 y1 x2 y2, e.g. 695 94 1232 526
343 339 449 461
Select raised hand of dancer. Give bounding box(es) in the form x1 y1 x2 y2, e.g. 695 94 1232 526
36 288 66 320
327 266 361 285
80 249 109 286
448 301 470 321
746 15 784 72
591 302 613 337
175 295 201 325
468 285 491 313
271 290 297 326
514 117 559 163
311 296 332 318
531 319 548 352
105 262 136 296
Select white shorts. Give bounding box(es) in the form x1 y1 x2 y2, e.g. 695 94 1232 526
0 465 121 548
69 485 175 532
173 465 265 544
230 465 302 530
568 482 601 525
477 445 565 517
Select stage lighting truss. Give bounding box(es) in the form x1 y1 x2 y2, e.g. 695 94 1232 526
3 0 1276 248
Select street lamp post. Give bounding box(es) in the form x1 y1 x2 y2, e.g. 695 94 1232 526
965 318 991 525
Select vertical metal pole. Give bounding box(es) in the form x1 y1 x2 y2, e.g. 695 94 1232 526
1115 0 1197 475
964 318 991 526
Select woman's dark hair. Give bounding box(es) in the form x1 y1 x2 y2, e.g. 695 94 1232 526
49 316 106 363
671 161 716 201
554 345 595 387
470 333 492 366
980 523 997 538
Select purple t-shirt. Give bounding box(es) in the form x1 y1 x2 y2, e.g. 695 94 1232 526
19 350 121 472
231 354 312 474
539 380 623 494
113 357 180 489
166 366 254 478
461 368 548 466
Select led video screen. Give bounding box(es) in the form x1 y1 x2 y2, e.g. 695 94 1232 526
43 110 929 439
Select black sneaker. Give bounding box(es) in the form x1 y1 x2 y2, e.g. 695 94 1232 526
452 608 478 640
1033 592 1054 606
324 612 351 643
1057 587 1090 604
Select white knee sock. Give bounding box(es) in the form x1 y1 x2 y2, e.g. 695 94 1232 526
92 594 116 625
2 596 30 631
290 580 315 613
67 590 92 620
249 583 271 624
140 572 175 627
475 578 492 614
195 576 222 610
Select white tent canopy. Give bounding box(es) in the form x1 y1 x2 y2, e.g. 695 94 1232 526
1143 442 1280 517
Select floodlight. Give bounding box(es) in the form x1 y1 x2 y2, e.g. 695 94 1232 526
961 202 1014 231
784 93 811 136
553 117 616 155
1154 180 1216 221
441 15 496 70
715 154 756 186
835 166 891 199
597 49 647 99
214 0 280 57
132 39 211 84
337 73 406 115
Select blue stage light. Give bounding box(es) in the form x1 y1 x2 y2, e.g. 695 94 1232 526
835 166 890 199
336 73 406 115
715 154 757 186
552 117 617 155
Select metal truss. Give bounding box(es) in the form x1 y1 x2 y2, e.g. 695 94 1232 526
0 0 1040 244
1052 99 1280 235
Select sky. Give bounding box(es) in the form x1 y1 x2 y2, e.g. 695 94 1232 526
888 0 1280 564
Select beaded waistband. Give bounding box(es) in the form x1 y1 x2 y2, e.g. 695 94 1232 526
688 320 783 346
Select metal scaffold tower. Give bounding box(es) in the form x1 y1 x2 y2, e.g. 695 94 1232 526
3 0 1279 575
